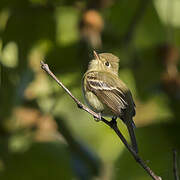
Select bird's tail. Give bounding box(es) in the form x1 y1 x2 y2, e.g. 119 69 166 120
126 121 138 153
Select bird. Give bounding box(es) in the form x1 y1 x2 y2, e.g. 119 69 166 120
82 51 138 153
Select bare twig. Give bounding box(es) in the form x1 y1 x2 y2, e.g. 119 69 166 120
40 61 162 180
173 149 179 180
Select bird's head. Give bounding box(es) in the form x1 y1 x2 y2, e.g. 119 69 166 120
88 51 119 75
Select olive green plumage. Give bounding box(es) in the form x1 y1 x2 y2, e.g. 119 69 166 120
82 51 138 153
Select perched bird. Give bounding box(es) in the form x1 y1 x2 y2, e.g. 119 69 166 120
82 51 138 153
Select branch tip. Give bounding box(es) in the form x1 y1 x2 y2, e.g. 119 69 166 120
40 60 44 65
40 60 50 72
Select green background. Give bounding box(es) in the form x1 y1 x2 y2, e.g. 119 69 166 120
0 0 180 179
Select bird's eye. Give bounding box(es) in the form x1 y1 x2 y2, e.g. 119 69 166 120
105 61 110 67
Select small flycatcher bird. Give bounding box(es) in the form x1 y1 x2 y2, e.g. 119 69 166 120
82 51 138 153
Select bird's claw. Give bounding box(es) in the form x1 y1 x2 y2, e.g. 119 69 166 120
94 113 101 122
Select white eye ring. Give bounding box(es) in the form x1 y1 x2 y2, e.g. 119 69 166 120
105 61 110 67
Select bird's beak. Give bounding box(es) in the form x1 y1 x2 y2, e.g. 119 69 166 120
93 50 100 61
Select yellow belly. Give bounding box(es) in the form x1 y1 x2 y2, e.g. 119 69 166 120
84 91 104 112
84 91 114 117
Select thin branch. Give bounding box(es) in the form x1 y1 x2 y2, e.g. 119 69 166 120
173 149 179 180
40 61 162 180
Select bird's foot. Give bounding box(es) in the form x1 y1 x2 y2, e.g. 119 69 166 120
93 113 101 122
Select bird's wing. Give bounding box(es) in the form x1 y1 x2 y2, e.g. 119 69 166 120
85 71 130 116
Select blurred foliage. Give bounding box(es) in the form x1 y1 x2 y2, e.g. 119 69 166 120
0 0 180 179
